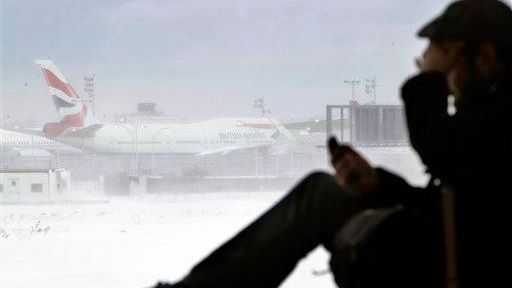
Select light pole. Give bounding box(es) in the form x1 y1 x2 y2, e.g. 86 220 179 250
83 74 96 115
253 97 271 117
151 127 169 174
365 77 377 105
344 79 360 105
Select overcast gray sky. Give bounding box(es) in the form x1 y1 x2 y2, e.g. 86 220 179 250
2 0 472 124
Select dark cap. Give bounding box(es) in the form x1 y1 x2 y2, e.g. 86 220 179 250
418 0 512 44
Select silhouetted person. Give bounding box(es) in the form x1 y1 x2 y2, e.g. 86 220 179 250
153 1 512 287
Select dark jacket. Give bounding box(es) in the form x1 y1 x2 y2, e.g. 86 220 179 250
401 71 512 286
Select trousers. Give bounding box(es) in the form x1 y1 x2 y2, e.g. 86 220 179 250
179 171 429 288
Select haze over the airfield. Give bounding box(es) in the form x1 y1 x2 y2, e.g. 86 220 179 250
3 0 461 124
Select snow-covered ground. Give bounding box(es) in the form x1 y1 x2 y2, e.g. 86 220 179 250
1 147 427 288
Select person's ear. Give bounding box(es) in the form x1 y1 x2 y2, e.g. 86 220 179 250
476 42 503 78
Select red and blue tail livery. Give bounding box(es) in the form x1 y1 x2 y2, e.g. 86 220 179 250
36 59 90 137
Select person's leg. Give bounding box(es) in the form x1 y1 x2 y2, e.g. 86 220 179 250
162 172 379 288
327 186 444 288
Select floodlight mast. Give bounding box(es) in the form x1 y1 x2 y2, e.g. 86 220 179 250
344 79 360 104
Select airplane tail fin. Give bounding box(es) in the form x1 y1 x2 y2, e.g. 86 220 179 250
35 59 100 137
267 118 294 142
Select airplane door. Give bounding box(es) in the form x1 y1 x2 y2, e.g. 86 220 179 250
164 130 176 152
202 130 208 150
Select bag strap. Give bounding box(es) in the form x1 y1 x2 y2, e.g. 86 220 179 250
442 185 459 288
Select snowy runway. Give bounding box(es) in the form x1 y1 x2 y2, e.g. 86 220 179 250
1 147 426 288
1 192 337 288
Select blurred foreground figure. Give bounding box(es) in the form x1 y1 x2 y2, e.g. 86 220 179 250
153 1 512 287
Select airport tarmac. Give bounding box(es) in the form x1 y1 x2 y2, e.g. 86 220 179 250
1 146 426 288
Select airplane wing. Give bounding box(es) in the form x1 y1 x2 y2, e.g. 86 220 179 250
3 127 46 137
196 142 291 156
13 148 54 157
196 146 242 156
2 147 80 157
5 124 103 138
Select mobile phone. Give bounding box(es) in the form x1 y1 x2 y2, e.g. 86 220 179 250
328 137 340 154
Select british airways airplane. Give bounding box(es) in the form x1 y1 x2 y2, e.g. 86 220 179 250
34 59 293 155
0 128 81 157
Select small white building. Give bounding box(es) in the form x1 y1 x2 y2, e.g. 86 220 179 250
0 169 71 202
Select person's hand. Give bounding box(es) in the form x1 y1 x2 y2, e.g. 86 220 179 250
328 137 378 193
416 41 464 74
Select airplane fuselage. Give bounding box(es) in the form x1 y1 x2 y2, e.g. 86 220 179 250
55 118 289 154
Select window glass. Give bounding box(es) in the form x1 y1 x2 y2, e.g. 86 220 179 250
1 1 456 287
31 183 44 193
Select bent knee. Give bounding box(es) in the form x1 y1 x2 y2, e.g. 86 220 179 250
298 171 341 195
292 171 346 210
304 171 336 184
